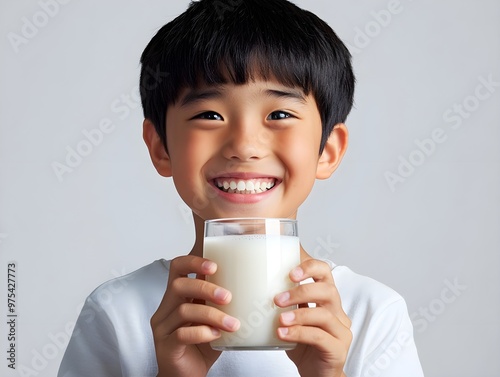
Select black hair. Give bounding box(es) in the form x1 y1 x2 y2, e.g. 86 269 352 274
139 0 355 153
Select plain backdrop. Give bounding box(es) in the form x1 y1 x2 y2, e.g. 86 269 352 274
0 1 499 376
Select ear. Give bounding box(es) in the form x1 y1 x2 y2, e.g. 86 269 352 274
316 123 349 180
143 119 172 177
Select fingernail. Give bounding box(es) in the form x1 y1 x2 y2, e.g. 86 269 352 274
278 327 289 337
291 267 303 280
275 291 290 305
214 287 230 301
211 327 221 337
281 311 295 325
202 260 216 271
223 316 240 330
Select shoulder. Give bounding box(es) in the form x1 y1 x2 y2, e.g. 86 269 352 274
332 265 410 344
332 265 424 376
59 260 171 376
332 265 406 318
90 259 170 297
85 259 171 318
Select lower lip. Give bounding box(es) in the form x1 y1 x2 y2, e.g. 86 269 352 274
210 182 278 204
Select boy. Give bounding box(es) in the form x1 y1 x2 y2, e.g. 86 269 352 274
59 0 424 376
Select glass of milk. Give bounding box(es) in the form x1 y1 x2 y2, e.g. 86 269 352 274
203 218 300 351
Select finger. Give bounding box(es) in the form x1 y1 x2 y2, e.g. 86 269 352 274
274 282 351 328
153 277 232 322
153 302 240 337
277 325 348 359
193 273 207 305
164 325 222 346
168 255 217 283
275 281 335 307
289 258 334 284
279 307 352 341
171 277 232 305
154 256 218 318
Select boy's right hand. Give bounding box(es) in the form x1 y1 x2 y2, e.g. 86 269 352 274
151 255 240 377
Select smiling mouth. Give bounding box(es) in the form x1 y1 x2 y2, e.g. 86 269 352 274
214 178 277 194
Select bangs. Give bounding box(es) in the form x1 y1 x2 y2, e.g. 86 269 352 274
182 46 314 97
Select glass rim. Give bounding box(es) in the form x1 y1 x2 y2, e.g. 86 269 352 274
205 217 297 224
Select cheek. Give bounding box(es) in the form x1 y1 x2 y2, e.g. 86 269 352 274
169 130 207 175
275 138 319 211
278 132 320 173
169 140 207 213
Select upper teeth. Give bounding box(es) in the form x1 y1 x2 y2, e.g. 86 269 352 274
215 179 276 194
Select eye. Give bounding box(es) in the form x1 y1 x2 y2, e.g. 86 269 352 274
267 111 292 120
192 111 224 121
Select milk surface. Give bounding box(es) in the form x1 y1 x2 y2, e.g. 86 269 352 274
204 234 300 350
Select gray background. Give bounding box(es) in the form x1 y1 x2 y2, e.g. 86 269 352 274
1 0 499 376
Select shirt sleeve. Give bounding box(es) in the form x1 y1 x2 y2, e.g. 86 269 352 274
57 296 123 377
358 298 425 377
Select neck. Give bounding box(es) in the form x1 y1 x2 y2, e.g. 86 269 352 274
188 214 206 257
187 213 312 262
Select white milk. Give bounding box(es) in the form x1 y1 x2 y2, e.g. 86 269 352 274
204 234 300 350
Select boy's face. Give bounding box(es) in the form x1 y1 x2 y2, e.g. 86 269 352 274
144 78 348 221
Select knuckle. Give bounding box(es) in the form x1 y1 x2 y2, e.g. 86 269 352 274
316 259 331 272
150 319 169 340
170 277 182 291
345 316 352 329
297 282 312 297
205 306 221 323
193 277 207 292
170 256 183 271
345 327 353 344
150 315 159 330
150 310 168 332
347 331 352 346
309 328 323 343
172 327 186 343
190 277 209 298
173 325 207 344
177 302 191 318
297 307 313 322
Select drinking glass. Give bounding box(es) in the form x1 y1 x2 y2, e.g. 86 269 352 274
203 218 300 350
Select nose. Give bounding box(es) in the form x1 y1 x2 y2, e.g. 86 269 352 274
221 121 269 161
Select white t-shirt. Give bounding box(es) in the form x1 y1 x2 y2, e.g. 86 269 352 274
58 259 424 377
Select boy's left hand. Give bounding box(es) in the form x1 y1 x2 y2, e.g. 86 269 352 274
274 259 352 377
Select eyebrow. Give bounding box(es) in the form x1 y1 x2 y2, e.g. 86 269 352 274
179 89 223 107
264 89 307 104
178 87 307 107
